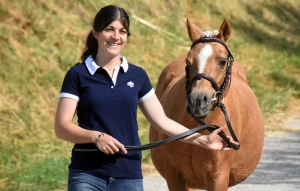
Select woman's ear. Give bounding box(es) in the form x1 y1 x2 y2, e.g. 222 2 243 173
92 28 98 39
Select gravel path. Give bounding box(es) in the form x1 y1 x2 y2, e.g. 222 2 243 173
143 117 300 191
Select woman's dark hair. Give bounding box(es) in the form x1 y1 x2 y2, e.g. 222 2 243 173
80 5 131 62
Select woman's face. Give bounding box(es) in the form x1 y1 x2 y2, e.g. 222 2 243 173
93 19 128 58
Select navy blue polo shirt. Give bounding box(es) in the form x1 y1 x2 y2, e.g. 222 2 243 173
59 55 154 179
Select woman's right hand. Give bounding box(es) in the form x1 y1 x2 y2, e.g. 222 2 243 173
95 132 127 155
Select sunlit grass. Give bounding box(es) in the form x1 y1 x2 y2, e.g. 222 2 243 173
0 0 299 190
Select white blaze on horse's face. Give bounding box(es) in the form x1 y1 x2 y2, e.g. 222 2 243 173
198 44 213 73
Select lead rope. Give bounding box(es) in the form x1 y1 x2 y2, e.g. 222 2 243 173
125 100 240 151
219 103 240 149
125 124 222 151
186 103 240 150
125 102 240 151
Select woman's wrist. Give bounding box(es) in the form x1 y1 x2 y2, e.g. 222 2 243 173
95 131 104 144
183 133 208 148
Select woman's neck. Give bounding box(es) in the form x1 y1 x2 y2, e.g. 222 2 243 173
94 53 122 70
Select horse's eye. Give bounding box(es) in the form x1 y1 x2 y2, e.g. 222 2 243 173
186 59 192 67
219 60 227 67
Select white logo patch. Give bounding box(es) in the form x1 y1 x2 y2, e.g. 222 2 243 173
127 81 134 88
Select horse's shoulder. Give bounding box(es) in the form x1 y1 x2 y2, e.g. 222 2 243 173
156 56 186 98
163 55 186 76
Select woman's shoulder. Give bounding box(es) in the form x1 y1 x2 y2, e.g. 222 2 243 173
63 62 87 78
68 62 86 72
73 61 86 68
127 63 147 73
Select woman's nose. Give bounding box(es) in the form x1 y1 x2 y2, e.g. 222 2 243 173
113 31 119 39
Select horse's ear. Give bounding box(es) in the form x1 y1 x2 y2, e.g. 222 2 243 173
187 19 201 42
218 19 231 42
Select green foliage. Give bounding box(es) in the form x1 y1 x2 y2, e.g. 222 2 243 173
4 157 68 191
0 0 299 190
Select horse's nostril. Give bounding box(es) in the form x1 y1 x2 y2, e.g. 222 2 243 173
195 95 209 107
200 95 209 106
202 96 208 103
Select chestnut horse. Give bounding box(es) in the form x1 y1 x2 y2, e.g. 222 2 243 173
149 19 264 191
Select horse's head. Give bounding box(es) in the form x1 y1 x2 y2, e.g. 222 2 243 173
185 19 234 119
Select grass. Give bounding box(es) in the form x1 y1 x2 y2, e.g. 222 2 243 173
0 0 299 190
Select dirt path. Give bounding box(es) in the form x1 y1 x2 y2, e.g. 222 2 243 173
143 99 300 191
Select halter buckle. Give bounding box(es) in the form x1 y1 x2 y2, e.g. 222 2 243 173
211 91 224 110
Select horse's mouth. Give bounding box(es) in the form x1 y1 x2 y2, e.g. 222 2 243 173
188 102 210 118
191 108 209 119
194 113 208 119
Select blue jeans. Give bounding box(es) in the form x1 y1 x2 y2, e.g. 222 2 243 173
68 169 143 191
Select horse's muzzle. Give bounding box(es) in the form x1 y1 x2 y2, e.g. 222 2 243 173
187 93 212 118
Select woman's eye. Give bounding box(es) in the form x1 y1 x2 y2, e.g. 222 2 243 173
105 28 113 32
120 30 127 34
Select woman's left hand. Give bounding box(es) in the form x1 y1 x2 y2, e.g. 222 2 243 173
202 125 239 150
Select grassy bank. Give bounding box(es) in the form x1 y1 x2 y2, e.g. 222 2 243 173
0 0 299 190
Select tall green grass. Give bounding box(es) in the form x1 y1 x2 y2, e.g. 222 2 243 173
0 0 299 190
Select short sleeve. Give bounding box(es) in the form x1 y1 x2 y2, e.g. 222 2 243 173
138 68 154 103
60 68 80 101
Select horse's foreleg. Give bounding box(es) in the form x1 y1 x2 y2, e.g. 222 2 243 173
206 173 229 191
164 168 188 191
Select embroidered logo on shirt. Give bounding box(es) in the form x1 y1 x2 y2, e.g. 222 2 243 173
127 81 134 88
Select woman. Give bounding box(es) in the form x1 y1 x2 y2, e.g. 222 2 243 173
54 5 239 191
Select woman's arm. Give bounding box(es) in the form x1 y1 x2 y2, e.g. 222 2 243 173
139 94 239 150
54 97 127 154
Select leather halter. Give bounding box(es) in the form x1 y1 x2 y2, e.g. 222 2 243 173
185 37 240 150
186 37 234 100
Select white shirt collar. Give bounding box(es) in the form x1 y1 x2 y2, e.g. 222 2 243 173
85 55 129 75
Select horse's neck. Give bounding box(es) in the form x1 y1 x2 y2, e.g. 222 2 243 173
232 61 249 84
